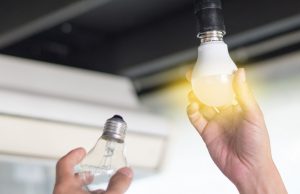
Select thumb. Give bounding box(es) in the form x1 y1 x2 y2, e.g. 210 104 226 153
106 167 133 194
56 147 86 181
233 68 262 116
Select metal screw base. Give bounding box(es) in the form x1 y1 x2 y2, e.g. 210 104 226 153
198 30 225 43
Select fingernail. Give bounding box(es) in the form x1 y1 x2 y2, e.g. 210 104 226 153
118 167 133 178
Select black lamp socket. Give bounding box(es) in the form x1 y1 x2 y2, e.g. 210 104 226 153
194 0 226 34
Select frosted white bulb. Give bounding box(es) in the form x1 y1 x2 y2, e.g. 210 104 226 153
191 41 237 107
75 115 127 191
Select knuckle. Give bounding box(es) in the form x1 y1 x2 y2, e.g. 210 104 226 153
56 157 66 169
53 184 66 194
53 178 74 194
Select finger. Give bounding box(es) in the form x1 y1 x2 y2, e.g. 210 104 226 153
202 106 218 120
91 189 105 194
188 91 200 104
187 102 208 134
56 148 86 181
188 91 218 119
187 91 210 110
233 68 261 115
75 171 94 186
185 69 193 82
187 103 222 146
214 105 235 128
106 167 133 194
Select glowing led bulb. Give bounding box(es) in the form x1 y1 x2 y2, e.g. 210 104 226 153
192 0 237 107
191 40 237 107
75 115 127 191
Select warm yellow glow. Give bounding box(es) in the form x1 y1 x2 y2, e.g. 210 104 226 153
192 74 235 107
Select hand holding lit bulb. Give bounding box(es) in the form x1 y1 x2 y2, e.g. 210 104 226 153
187 68 287 194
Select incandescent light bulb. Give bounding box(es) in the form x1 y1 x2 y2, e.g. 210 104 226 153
75 115 128 191
192 0 237 107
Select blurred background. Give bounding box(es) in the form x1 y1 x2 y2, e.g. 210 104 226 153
0 0 300 193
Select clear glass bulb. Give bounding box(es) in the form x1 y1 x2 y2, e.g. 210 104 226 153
75 115 127 191
191 40 237 107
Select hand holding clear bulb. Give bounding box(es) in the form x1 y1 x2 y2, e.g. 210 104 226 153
53 148 133 194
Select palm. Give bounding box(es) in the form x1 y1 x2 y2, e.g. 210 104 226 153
201 107 271 185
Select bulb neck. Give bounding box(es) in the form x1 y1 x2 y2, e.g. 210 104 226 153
198 30 225 43
101 115 127 143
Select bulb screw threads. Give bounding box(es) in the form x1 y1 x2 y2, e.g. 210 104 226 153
102 115 127 143
198 30 225 43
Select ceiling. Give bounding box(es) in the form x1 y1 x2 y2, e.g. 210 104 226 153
1 0 300 92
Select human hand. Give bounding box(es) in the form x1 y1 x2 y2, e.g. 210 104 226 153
187 68 287 194
53 148 133 194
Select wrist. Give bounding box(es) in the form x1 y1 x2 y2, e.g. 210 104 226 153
236 160 287 194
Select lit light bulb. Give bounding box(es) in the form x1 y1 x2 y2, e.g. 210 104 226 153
75 115 128 191
192 0 237 107
191 35 237 107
